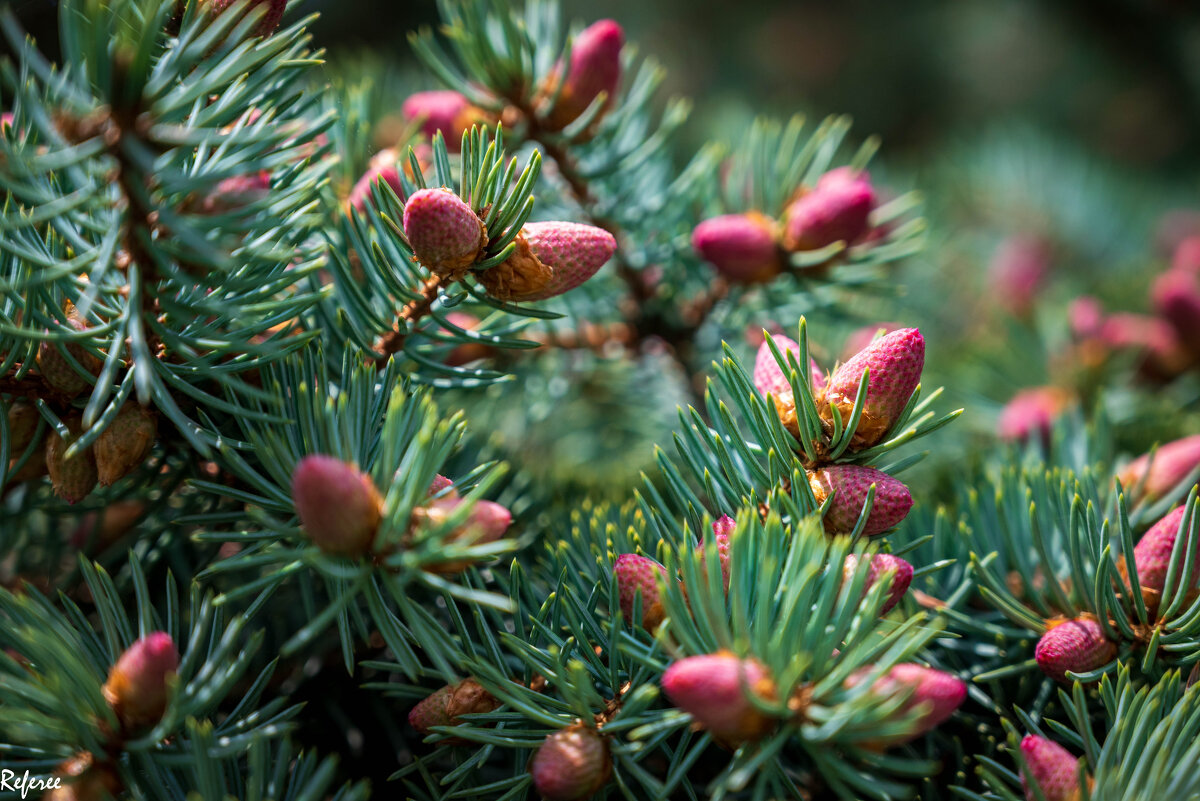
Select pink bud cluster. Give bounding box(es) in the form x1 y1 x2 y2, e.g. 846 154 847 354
1064 234 1200 382
290 458 511 570
692 167 882 283
751 327 924 538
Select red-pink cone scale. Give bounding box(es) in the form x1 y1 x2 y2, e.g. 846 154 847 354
809 465 913 537
613 553 667 630
1131 505 1197 594
402 188 487 278
102 632 180 732
843 553 913 614
847 663 966 745
821 327 925 448
702 514 735 592
1034 617 1116 682
530 724 612 801
661 651 776 744
1020 735 1088 801
291 455 383 556
480 221 615 302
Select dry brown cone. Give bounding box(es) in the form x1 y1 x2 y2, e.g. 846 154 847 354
46 414 98 504
44 752 120 801
94 404 157 487
476 233 553 301
36 302 104 398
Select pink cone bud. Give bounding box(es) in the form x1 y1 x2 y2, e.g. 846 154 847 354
613 553 668 630
291 455 382 556
701 514 735 592
843 552 913 614
783 167 875 252
989 235 1050 317
848 663 966 744
102 632 179 731
997 387 1072 445
1172 235 1200 274
840 323 901 363
428 474 457 497
402 188 487 277
691 212 782 283
1131 505 1197 593
753 335 824 398
348 148 406 213
419 496 513 573
821 327 924 448
400 91 487 153
809 465 913 537
203 0 287 37
480 221 616 302
1020 735 1086 801
0 112 12 133
1068 297 1104 341
1035 618 1117 682
1152 268 1200 356
199 170 271 213
544 20 624 131
530 724 612 801
1117 434 1200 505
661 651 777 744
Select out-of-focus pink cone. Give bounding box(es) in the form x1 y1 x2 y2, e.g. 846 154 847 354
989 235 1051 317
783 167 875 252
348 148 406 213
846 663 966 745
401 91 490 153
843 552 913 614
543 20 624 131
662 651 777 744
753 335 824 398
102 632 180 732
1117 434 1200 505
1152 268 1200 357
692 213 782 283
997 387 1073 446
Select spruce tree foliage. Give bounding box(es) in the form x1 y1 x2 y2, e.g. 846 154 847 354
1 1 1198 800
